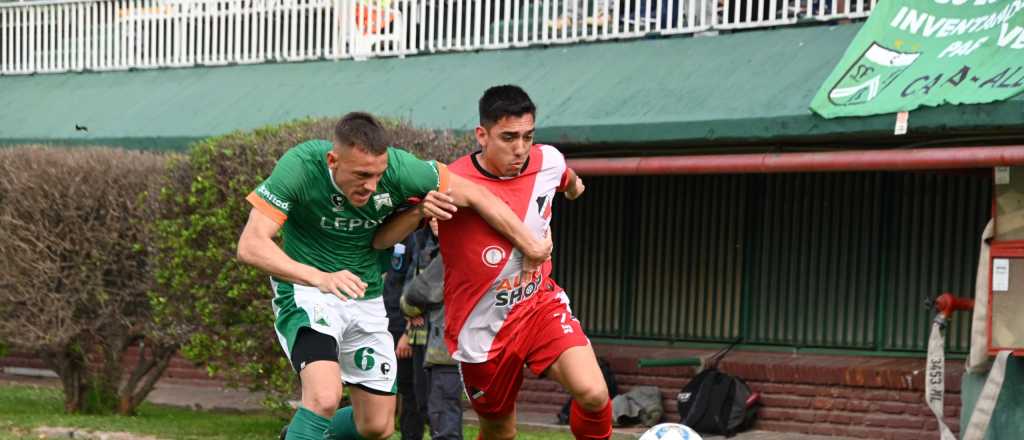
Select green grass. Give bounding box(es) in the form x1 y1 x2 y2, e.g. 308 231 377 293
0 384 573 439
0 384 281 439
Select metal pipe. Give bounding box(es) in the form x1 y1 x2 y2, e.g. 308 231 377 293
638 357 702 368
568 145 1024 176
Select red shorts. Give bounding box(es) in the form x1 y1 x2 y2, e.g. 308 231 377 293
458 292 589 418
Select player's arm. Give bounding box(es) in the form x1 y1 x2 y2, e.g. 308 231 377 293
372 191 465 249
561 167 585 200
236 208 367 300
390 152 548 261
372 207 424 250
446 173 551 262
377 174 550 260
237 208 319 285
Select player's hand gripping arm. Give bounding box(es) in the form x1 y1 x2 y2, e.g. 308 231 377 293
372 174 551 268
237 208 367 300
371 191 454 250
372 174 551 265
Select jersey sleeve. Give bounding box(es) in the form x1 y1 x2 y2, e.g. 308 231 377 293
246 147 307 225
391 148 451 199
558 168 572 192
540 144 571 192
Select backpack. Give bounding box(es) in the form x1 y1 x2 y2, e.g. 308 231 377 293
676 340 760 437
556 357 619 424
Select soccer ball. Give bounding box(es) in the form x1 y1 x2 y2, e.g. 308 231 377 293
638 423 703 440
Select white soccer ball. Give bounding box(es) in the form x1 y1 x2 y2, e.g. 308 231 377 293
638 423 703 440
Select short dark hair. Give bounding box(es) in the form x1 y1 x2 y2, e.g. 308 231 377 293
334 112 389 155
479 85 536 127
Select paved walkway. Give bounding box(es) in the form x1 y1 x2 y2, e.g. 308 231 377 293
147 376 859 440
2 369 857 440
461 408 855 440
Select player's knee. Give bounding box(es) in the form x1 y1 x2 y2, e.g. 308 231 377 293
304 388 341 417
574 383 610 412
356 416 394 440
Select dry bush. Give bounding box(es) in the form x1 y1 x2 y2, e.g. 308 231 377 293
0 146 183 414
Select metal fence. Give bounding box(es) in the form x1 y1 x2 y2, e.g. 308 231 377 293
0 0 875 75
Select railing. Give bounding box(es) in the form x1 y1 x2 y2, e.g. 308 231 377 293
0 0 875 75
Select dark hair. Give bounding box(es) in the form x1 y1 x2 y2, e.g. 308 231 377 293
479 85 536 127
334 112 389 155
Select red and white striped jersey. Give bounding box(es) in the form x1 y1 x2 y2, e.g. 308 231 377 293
437 144 572 363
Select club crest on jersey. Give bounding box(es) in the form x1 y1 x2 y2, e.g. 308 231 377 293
373 193 393 210
481 246 506 267
535 192 554 220
331 194 345 212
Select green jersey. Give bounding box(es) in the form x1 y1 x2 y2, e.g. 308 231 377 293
247 140 446 299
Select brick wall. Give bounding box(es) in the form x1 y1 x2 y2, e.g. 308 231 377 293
0 347 216 383
517 343 963 440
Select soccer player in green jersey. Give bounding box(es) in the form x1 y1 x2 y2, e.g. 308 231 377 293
236 112 551 440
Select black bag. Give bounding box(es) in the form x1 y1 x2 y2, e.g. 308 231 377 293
556 357 618 424
676 340 760 437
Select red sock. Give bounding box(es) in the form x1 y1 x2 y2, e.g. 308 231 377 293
569 399 612 440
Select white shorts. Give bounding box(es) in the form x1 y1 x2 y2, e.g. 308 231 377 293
271 278 397 394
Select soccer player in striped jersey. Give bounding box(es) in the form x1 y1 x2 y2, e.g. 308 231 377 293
375 86 611 440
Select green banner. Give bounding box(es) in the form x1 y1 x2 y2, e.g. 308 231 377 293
811 0 1024 118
